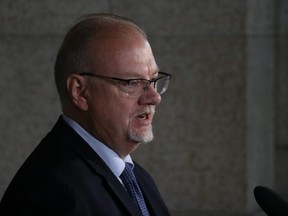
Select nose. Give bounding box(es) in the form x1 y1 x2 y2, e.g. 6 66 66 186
138 85 161 106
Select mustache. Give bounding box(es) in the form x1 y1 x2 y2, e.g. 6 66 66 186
135 106 155 116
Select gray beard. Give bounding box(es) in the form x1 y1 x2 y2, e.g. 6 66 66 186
128 124 153 144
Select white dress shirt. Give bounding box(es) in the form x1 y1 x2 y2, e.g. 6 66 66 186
62 115 133 183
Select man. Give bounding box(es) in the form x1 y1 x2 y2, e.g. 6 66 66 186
0 13 171 216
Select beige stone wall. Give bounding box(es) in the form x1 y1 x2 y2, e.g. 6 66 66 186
0 0 287 215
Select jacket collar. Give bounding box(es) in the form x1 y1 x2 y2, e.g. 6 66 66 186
51 116 143 216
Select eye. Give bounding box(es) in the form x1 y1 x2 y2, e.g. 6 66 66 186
128 80 141 87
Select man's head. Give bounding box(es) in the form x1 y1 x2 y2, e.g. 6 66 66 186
54 14 147 103
54 14 170 158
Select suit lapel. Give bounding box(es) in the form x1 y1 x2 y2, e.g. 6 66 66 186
105 176 142 216
134 163 169 216
52 116 142 216
74 147 142 216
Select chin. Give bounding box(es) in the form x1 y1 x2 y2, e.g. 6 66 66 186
128 126 154 144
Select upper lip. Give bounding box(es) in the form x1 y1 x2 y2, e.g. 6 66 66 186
136 107 155 118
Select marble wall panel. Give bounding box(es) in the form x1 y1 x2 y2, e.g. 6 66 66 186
0 36 61 198
133 35 247 214
277 37 288 147
275 36 288 196
246 0 276 35
1 0 283 215
111 0 245 36
279 0 288 35
0 0 109 34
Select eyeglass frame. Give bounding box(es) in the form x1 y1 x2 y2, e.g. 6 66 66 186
78 71 172 97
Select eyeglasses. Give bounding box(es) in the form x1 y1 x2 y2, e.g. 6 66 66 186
79 71 172 98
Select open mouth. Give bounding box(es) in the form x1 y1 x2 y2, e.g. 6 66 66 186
134 107 155 125
135 111 153 126
137 113 149 120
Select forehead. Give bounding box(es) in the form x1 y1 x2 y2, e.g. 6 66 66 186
91 32 158 77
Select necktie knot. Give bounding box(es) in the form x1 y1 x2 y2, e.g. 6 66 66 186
120 163 150 216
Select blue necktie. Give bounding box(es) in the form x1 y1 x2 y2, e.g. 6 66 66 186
120 163 150 216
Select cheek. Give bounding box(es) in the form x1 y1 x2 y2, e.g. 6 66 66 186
88 84 138 125
114 100 138 126
103 98 136 123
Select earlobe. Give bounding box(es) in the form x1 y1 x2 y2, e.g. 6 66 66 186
67 75 89 111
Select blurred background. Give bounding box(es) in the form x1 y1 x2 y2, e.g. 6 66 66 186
0 0 287 215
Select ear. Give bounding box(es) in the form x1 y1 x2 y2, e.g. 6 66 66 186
66 75 89 111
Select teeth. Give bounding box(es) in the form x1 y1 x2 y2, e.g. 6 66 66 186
136 107 155 119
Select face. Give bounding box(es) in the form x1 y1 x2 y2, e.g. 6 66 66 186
84 32 161 156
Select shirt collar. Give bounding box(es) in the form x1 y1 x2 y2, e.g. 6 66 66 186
62 115 133 178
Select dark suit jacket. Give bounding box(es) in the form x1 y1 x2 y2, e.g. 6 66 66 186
0 116 170 216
